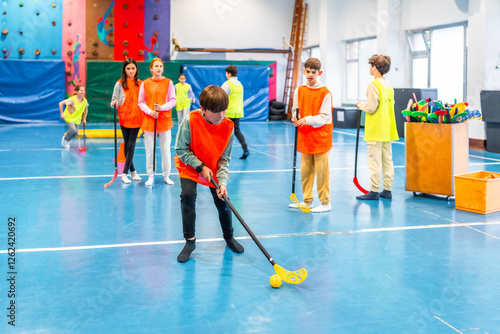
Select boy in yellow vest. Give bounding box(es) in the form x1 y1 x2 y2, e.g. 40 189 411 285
222 65 249 159
175 73 195 124
356 55 399 200
174 85 244 263
289 58 333 213
59 85 88 148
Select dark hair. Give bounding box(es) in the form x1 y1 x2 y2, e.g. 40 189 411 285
225 65 238 77
121 58 139 90
199 85 229 113
71 85 85 97
179 73 186 79
369 55 391 75
304 58 321 71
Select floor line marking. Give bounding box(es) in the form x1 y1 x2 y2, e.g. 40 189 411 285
464 225 500 239
434 316 464 333
2 221 499 254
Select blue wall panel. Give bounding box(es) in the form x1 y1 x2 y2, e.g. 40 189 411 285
0 60 65 123
0 1 63 60
183 65 270 121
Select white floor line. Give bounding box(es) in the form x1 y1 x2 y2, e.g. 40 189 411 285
434 316 464 333
2 221 499 255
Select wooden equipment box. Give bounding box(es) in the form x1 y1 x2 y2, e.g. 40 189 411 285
405 122 469 196
455 171 500 214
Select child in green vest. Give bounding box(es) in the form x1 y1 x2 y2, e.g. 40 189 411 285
175 73 195 124
356 55 399 200
59 85 88 148
222 65 249 159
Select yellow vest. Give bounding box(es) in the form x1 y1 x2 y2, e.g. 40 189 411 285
225 80 244 118
64 96 87 125
175 83 192 110
364 80 399 142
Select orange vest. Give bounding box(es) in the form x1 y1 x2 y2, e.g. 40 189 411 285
297 85 333 154
141 77 173 132
174 110 234 187
118 79 143 128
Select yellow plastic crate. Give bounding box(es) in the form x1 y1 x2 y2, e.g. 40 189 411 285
455 171 500 214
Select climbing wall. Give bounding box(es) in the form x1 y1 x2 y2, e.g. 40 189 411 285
144 0 170 61
62 0 86 95
0 1 63 60
114 0 145 61
86 0 115 60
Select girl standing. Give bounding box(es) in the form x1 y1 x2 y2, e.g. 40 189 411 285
59 85 88 148
111 58 143 184
138 57 177 186
175 73 195 124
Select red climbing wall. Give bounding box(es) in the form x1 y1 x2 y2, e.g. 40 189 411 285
113 0 145 61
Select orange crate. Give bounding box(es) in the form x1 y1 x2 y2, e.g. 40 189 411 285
455 171 500 214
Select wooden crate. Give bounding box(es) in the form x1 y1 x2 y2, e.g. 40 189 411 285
405 122 469 196
455 171 500 214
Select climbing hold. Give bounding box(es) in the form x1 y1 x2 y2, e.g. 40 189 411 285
92 50 98 56
138 33 143 38
67 39 73 46
52 3 56 7
19 48 25 55
123 50 129 56
153 32 158 37
2 49 7 54
34 49 41 56
51 49 57 55
123 4 128 9
2 29 8 35
68 21 72 26
124 22 129 27
67 50 73 55
153 15 158 20
93 41 98 47
123 40 129 46
67 61 72 67
66 70 72 75
153 51 158 56
52 21 56 26
19 3 24 7
138 50 144 56
19 30 23 35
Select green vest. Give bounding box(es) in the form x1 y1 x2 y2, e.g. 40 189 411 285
64 96 87 125
175 83 192 110
364 80 399 142
225 80 244 118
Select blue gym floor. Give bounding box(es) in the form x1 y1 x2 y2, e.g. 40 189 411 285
1 121 500 334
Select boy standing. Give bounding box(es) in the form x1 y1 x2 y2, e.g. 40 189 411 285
174 85 244 263
356 55 399 200
289 58 333 213
222 65 250 159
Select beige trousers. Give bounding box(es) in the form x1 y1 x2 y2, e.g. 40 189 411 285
367 141 394 192
301 152 330 204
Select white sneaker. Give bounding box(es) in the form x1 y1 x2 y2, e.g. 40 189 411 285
164 177 174 185
289 202 313 209
61 136 66 147
131 171 142 181
145 176 154 186
311 203 331 213
121 174 131 184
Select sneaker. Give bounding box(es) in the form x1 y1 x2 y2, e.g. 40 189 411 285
131 171 142 181
289 202 313 209
164 177 174 185
121 174 131 184
239 151 250 159
311 203 332 213
145 176 154 186
356 191 380 200
61 136 66 147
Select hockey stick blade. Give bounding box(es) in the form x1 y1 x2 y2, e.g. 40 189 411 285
353 177 369 194
289 193 311 213
104 169 118 188
273 264 307 284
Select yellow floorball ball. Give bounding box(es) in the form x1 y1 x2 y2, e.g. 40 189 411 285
270 274 282 288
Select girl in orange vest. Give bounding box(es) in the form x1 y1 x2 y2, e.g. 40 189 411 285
111 58 143 184
138 57 177 186
174 85 244 263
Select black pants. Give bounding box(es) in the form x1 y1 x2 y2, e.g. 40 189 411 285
120 126 140 174
229 118 248 152
180 178 234 240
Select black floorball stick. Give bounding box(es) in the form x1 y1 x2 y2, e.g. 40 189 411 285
104 106 118 188
289 108 311 213
211 179 307 284
353 109 369 194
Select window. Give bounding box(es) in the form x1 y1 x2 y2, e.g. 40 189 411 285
345 37 377 102
407 23 467 102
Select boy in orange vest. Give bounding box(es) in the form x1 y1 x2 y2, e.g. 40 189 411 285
289 58 333 213
174 85 244 263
